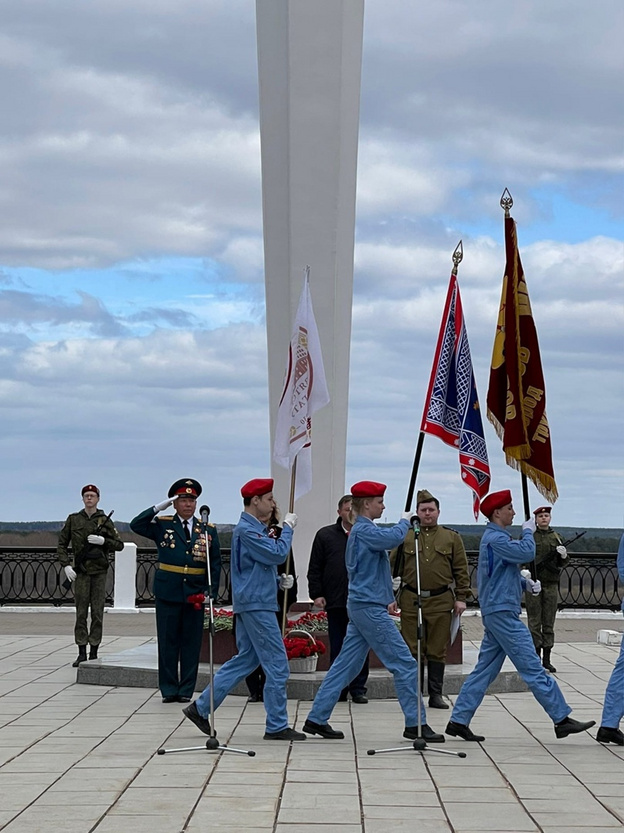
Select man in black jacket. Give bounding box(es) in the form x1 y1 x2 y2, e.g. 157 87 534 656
307 495 369 703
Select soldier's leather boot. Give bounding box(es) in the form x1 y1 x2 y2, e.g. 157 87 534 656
542 648 557 673
88 645 99 660
72 646 87 667
427 660 449 709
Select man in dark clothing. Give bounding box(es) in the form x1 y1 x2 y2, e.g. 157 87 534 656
57 484 124 667
307 495 369 703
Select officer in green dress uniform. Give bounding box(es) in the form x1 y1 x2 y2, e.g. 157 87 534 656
390 489 470 709
131 479 221 703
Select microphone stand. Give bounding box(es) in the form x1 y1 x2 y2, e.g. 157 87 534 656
367 516 465 760
158 506 255 758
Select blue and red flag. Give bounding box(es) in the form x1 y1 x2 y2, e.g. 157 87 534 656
420 272 491 518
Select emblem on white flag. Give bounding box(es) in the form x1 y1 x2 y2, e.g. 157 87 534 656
273 271 329 501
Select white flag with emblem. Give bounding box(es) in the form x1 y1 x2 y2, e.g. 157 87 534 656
273 272 330 501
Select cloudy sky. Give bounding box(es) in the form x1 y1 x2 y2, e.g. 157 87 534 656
0 0 622 529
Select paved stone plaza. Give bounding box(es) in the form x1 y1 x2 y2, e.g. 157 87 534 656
0 611 623 833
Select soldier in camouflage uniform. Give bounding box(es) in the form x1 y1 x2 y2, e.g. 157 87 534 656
390 489 470 709
57 484 124 666
525 506 567 673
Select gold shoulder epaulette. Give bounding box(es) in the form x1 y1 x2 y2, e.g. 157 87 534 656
159 515 174 521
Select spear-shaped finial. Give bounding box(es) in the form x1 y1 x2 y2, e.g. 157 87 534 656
451 240 463 275
500 188 513 218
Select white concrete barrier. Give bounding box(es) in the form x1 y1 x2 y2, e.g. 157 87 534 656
597 629 623 645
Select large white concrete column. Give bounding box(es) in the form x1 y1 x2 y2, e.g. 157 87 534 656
256 0 364 588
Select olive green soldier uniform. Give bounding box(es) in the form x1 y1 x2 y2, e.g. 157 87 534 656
525 506 566 673
57 487 124 665
390 490 470 708
130 479 221 702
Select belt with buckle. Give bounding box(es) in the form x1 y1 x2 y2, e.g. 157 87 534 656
158 563 205 575
403 583 450 598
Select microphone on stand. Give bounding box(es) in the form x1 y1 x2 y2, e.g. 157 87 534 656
199 505 211 524
410 515 421 536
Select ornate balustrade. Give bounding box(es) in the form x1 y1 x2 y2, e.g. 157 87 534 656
0 547 619 611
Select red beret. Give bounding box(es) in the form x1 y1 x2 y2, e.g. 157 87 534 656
533 505 552 515
81 484 100 497
351 480 386 498
241 478 274 499
480 489 512 518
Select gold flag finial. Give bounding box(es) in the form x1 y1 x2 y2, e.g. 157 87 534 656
500 188 513 218
451 240 463 275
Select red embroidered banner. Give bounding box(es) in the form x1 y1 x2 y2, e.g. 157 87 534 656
486 215 558 503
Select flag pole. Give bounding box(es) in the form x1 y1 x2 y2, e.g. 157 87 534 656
499 190 532 526
499 190 535 575
280 457 297 635
405 242 465 513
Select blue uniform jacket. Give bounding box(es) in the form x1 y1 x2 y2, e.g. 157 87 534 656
231 512 294 613
346 516 410 608
130 507 221 603
478 522 536 615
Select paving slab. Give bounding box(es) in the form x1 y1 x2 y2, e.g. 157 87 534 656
1 616 624 833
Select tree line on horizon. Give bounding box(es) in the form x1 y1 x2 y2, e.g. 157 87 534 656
0 523 619 554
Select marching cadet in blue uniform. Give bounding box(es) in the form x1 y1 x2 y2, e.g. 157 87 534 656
183 478 304 741
596 533 624 745
447 489 595 742
130 478 221 703
303 480 444 743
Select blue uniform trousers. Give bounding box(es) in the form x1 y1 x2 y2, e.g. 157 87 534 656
601 626 624 729
327 607 369 697
451 611 571 726
307 604 426 726
195 609 289 734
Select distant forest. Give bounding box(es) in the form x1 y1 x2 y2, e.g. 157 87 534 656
0 522 620 553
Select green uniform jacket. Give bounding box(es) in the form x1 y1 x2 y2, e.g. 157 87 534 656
390 525 470 600
57 509 124 575
533 527 565 585
130 507 221 603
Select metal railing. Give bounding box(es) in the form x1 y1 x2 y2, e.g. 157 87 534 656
0 547 620 610
0 547 232 607
465 552 623 611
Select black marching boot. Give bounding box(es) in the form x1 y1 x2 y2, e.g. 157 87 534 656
72 645 87 667
427 660 449 709
542 648 557 673
88 645 99 660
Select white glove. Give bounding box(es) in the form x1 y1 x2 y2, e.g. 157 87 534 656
64 565 77 582
401 511 413 521
392 576 402 591
283 512 297 529
87 534 105 545
279 574 294 590
154 498 173 512
521 570 541 595
522 517 537 533
556 545 568 559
